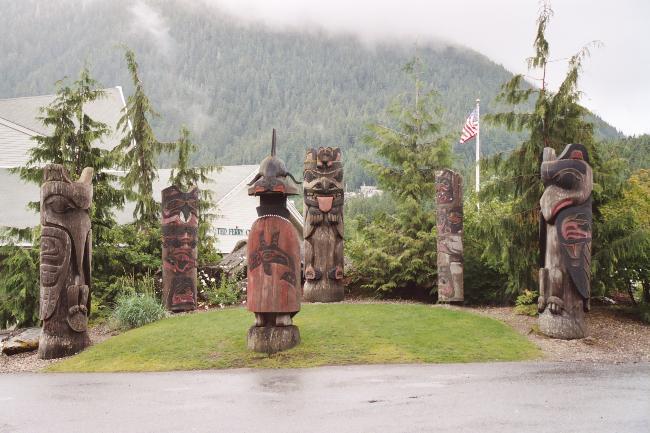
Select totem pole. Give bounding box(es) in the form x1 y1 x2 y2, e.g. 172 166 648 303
303 147 344 302
39 164 93 359
246 129 302 353
538 143 593 339
161 185 199 312
435 169 464 303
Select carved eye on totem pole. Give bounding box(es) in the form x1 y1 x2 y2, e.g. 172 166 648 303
540 144 592 223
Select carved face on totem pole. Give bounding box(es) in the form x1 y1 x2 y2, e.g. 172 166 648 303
39 164 93 359
246 130 301 333
538 143 593 338
435 169 464 303
162 186 199 311
302 147 344 302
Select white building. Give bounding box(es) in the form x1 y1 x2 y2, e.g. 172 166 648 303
0 90 302 253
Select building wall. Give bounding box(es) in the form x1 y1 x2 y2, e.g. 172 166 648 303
0 123 37 168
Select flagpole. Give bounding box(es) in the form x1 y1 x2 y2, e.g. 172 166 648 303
475 98 480 193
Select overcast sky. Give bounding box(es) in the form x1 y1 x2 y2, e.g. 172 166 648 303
202 0 649 136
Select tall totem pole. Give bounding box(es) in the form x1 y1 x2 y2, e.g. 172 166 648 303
303 147 344 302
435 169 464 303
246 130 302 353
39 164 93 359
538 143 593 339
161 185 199 312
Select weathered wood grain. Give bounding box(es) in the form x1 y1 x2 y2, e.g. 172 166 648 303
538 144 593 339
38 164 93 359
161 185 199 312
303 147 344 302
435 169 464 303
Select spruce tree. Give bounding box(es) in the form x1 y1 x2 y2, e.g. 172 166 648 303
169 126 221 264
115 48 172 229
480 1 600 293
348 59 452 294
15 67 123 241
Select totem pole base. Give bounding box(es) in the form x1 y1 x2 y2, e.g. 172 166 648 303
538 309 587 340
38 331 91 359
247 325 300 354
303 281 344 303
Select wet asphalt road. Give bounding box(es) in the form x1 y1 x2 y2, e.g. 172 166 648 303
1 362 649 433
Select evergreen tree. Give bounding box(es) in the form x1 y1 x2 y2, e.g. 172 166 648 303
347 59 452 295
15 67 123 241
115 47 172 229
595 169 650 303
480 1 600 293
0 229 40 328
169 126 221 264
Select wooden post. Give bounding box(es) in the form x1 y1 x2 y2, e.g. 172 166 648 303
38 164 93 359
538 143 593 339
435 169 464 303
246 130 301 354
161 185 199 312
303 147 344 302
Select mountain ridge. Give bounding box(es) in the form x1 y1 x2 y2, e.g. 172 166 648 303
0 0 622 187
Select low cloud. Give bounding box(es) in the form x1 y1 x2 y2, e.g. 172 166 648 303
128 1 177 56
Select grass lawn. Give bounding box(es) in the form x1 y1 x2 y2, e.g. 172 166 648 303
49 303 541 372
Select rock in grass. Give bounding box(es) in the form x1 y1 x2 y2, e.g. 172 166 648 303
2 328 41 355
247 325 300 354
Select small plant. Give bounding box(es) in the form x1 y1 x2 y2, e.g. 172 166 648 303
110 273 166 330
111 294 166 330
204 273 245 308
514 289 539 317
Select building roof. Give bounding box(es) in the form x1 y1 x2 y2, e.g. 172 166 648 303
0 165 304 253
0 87 127 167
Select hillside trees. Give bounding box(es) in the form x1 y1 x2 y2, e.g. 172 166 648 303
0 0 622 191
347 60 452 295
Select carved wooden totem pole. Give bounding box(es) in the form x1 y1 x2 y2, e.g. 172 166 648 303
435 169 464 303
162 185 199 312
246 130 302 353
538 143 593 339
303 147 344 302
39 164 93 359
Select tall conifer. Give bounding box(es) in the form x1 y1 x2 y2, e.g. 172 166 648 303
116 48 172 229
15 67 123 241
169 126 221 263
480 1 600 293
348 59 452 294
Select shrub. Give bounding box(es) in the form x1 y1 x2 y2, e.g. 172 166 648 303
514 289 539 317
0 243 40 328
203 273 244 308
110 273 166 330
111 294 166 330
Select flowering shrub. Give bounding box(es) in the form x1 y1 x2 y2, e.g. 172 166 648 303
198 270 245 308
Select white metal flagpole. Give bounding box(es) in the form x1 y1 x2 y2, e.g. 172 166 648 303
475 98 480 193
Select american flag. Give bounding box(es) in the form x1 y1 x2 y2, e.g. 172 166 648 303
459 107 479 144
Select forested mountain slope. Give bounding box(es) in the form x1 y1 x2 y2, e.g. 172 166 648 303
0 0 622 187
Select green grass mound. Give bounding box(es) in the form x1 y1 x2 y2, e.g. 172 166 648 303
49 304 540 372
